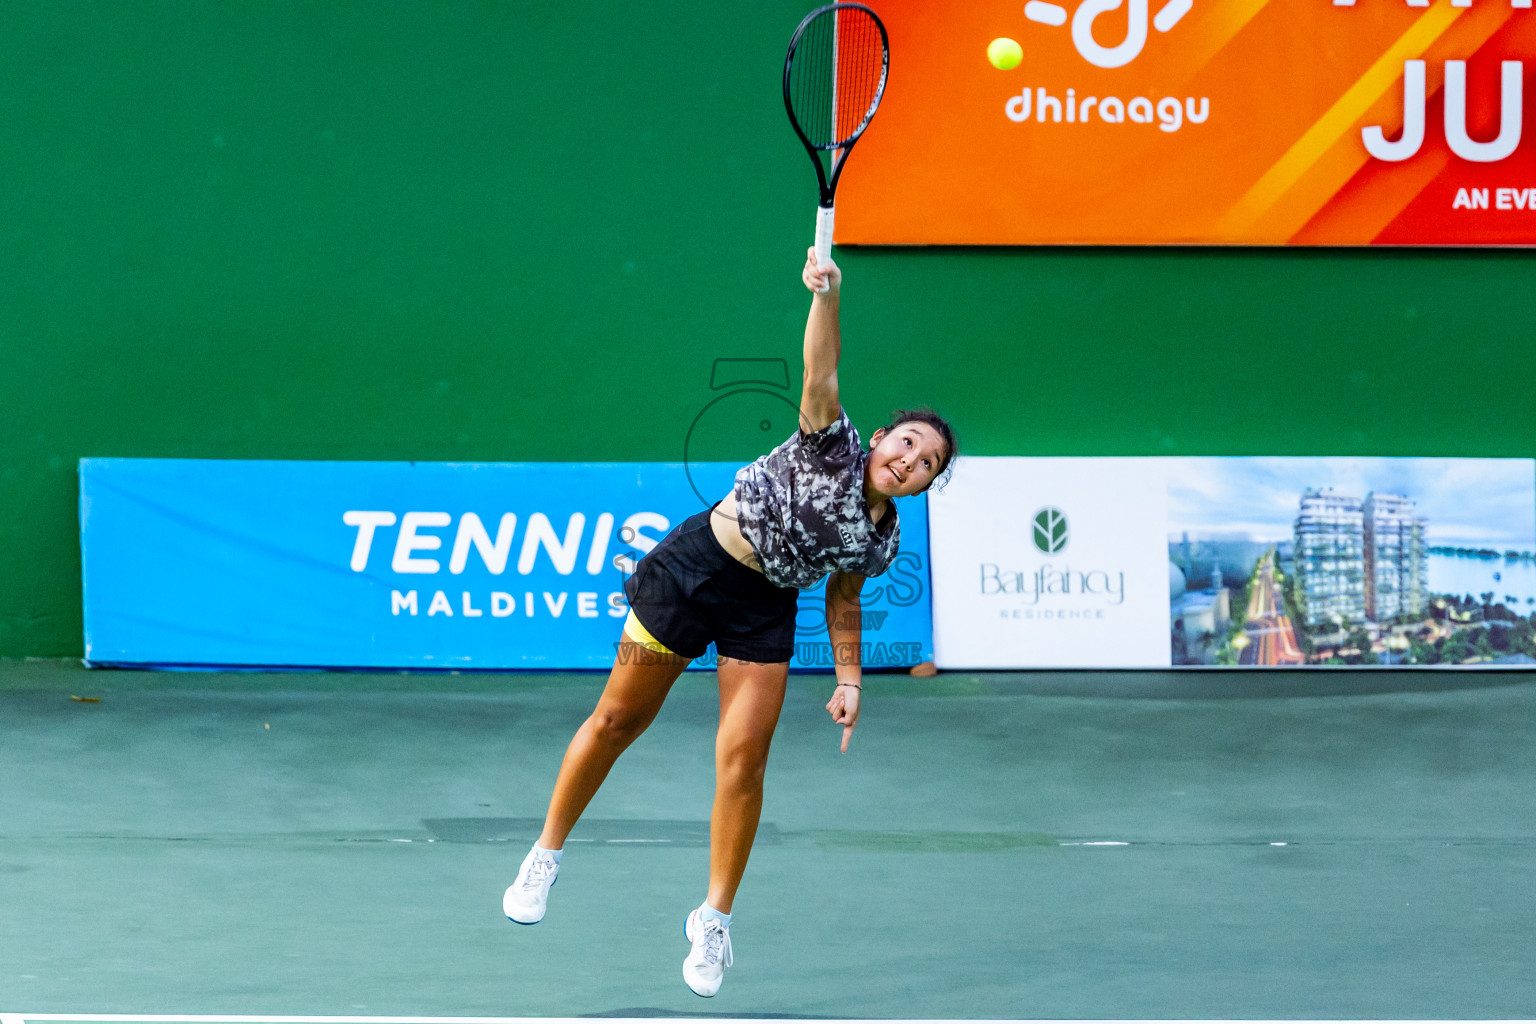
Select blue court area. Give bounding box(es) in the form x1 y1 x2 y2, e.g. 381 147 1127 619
3 660 1534 1017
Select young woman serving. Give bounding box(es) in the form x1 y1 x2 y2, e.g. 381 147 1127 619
504 250 957 998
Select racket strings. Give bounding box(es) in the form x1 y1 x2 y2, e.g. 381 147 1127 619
789 13 835 149
788 6 886 151
834 10 883 145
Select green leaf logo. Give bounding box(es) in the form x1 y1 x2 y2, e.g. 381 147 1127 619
1032 506 1069 554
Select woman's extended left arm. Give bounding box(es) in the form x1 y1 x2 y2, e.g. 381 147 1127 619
824 569 865 753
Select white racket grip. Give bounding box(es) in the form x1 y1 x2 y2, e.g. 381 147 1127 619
813 204 835 292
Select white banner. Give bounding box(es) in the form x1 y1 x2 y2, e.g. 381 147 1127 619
929 457 1536 670
930 458 1172 669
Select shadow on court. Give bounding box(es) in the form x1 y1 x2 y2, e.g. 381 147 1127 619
2 660 1534 1017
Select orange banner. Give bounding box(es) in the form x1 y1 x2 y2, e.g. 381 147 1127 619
836 0 1536 245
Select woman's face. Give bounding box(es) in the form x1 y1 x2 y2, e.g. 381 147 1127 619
866 421 948 499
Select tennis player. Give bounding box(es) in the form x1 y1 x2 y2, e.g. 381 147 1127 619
504 249 956 998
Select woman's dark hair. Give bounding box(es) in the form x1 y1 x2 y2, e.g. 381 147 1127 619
878 407 958 492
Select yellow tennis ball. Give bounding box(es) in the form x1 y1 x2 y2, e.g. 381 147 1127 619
987 37 1023 71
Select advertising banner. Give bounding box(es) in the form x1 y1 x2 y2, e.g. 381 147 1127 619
80 459 932 671
929 456 1536 668
837 0 1536 244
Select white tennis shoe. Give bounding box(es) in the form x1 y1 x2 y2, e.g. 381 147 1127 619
503 846 559 925
682 906 733 997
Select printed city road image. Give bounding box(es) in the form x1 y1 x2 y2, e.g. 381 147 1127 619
1167 458 1536 667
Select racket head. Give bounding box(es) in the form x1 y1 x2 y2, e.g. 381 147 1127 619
784 3 890 189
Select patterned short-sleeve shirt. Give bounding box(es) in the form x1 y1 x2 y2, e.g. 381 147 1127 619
732 406 901 590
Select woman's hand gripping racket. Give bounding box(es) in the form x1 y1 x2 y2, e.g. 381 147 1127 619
784 2 889 292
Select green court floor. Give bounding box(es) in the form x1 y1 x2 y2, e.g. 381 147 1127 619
2 660 1534 1018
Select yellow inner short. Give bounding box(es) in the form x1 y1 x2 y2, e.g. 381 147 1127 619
623 608 675 655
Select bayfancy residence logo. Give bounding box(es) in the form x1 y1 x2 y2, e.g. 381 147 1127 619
1032 506 1069 554
982 504 1125 614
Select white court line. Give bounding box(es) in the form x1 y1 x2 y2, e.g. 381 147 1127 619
3 1018 1534 1024
0 1019 1010 1024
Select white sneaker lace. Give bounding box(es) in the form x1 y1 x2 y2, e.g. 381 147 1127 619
521 855 556 891
699 917 733 968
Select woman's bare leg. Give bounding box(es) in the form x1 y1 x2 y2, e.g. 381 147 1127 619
705 656 790 913
536 638 691 849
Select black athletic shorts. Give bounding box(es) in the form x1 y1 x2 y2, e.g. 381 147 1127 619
623 503 800 663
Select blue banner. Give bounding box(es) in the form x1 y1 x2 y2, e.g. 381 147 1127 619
80 459 933 671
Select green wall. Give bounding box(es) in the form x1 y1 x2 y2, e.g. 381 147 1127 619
1 1 1532 656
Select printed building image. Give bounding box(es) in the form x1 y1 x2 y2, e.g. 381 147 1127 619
1363 492 1427 621
1294 488 1366 627
1169 558 1231 665
1294 487 1427 628
1166 458 1532 668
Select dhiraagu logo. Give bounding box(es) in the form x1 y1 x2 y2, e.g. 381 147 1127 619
991 0 1209 133
1021 0 1191 69
1032 506 1069 554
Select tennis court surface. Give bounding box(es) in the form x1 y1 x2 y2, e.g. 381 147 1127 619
3 660 1534 1017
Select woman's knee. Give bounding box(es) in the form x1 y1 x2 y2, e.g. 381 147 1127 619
717 736 772 788
589 703 652 747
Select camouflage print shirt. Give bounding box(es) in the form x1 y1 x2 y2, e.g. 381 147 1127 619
732 406 901 590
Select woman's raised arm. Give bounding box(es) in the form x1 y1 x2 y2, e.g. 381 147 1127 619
799 247 842 434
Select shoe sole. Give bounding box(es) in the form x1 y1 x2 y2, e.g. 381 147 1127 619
505 875 556 926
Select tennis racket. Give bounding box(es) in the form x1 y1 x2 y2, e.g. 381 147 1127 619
783 2 889 291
